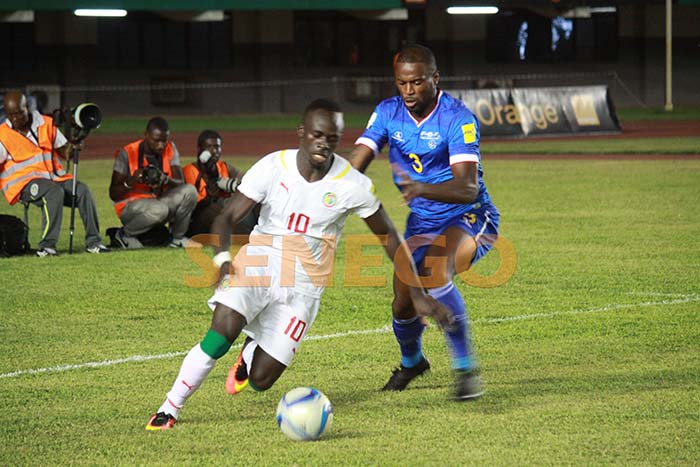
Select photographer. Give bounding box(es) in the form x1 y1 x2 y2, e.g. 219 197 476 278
182 130 256 237
0 91 109 256
109 117 197 249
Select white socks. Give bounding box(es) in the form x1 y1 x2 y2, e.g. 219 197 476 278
159 344 216 418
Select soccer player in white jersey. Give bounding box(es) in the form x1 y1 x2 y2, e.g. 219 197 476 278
146 99 450 430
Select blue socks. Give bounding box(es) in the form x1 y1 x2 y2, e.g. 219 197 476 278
429 283 475 371
392 316 425 368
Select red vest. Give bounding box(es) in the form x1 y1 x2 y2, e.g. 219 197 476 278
0 115 71 204
113 140 175 216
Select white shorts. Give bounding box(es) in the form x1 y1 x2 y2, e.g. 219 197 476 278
208 277 321 366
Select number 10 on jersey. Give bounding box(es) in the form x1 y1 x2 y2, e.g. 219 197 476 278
287 212 310 233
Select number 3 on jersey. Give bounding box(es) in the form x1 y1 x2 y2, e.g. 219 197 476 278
408 153 423 173
287 212 310 233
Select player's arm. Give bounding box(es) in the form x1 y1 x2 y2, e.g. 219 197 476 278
348 107 388 173
210 190 258 279
362 206 453 328
346 143 375 174
397 162 479 204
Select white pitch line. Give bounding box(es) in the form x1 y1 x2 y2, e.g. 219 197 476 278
476 295 700 324
1 295 698 380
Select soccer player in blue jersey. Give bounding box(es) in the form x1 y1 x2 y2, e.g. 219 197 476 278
348 44 499 400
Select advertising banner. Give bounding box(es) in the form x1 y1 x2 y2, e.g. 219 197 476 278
446 85 621 137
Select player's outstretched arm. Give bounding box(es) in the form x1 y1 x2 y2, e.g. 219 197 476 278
346 143 375 174
210 191 258 281
362 206 453 328
212 191 257 254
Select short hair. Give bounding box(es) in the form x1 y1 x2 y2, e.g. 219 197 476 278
394 43 437 73
197 129 222 148
302 98 342 120
146 116 169 133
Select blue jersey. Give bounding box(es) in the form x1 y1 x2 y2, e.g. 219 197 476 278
356 91 493 227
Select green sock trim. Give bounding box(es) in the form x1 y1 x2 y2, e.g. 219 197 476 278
200 329 232 359
248 379 267 392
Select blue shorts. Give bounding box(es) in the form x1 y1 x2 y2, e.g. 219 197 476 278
404 203 500 267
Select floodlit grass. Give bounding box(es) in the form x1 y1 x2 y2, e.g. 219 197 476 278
1 158 699 465
483 137 700 154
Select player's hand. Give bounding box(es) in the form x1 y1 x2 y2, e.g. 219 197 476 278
413 294 455 330
216 262 232 290
396 173 424 203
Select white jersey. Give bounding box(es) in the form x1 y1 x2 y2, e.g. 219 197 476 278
235 149 381 298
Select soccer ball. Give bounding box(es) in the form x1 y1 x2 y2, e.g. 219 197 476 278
276 387 333 441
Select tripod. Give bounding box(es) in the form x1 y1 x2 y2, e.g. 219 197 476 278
68 146 80 254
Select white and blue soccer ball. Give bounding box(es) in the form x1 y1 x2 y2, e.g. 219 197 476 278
276 387 333 441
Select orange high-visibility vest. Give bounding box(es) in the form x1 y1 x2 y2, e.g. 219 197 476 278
182 161 231 203
0 115 72 205
113 140 175 217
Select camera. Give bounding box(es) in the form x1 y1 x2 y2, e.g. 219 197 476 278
198 149 219 177
52 103 102 144
142 164 163 186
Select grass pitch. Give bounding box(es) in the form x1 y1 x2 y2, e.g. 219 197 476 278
1 157 699 466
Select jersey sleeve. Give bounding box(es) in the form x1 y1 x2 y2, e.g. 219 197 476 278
350 175 381 219
236 153 276 203
354 104 389 157
447 109 481 165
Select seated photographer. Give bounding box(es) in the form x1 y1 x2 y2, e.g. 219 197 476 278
0 90 109 256
109 117 198 249
182 130 256 237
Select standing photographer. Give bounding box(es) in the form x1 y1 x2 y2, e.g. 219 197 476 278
182 130 256 237
109 117 197 249
0 91 109 256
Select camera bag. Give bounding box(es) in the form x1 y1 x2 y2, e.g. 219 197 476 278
0 214 30 257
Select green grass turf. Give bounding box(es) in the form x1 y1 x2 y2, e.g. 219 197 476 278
1 158 699 465
482 137 700 154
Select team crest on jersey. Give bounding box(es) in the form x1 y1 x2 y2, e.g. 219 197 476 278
30 183 39 198
391 131 404 142
322 192 337 208
420 131 441 149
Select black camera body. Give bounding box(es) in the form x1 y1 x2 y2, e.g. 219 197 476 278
52 103 102 144
142 164 163 186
